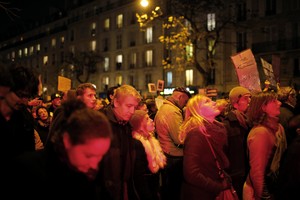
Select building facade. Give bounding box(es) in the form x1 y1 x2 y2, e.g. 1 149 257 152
0 0 299 98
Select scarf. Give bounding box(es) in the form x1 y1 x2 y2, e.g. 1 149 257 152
132 131 167 173
262 116 287 173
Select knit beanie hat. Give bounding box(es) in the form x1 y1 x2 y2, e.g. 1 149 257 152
229 86 251 104
129 110 147 131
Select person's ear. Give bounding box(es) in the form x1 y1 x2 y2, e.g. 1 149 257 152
232 102 239 109
62 132 72 149
113 98 120 108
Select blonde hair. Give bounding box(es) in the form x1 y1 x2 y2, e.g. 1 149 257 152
179 94 212 143
112 84 142 105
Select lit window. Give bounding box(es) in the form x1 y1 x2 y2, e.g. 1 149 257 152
29 46 34 55
11 51 15 59
116 75 122 85
91 22 96 36
104 18 110 30
116 14 123 28
43 56 48 65
116 54 123 70
145 27 153 43
61 36 65 44
207 13 216 31
36 44 40 52
92 22 96 29
18 49 22 58
51 38 56 47
70 46 75 55
24 48 28 56
91 40 96 51
145 50 153 67
186 43 193 60
104 57 109 72
166 71 172 87
130 52 137 68
185 69 193 86
208 39 215 55
102 76 109 85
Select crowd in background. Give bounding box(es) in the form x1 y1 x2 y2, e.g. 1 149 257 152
1 63 299 200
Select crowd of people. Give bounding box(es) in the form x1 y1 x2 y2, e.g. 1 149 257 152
1 63 299 200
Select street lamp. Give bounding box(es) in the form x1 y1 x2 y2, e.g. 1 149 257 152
136 0 163 29
140 0 149 7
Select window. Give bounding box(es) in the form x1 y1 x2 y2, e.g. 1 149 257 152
116 14 123 29
116 35 122 49
36 44 40 53
145 50 153 67
104 38 109 51
207 13 216 31
104 18 110 31
18 49 22 58
237 2 246 21
51 38 56 48
116 54 123 70
166 71 172 87
43 56 48 65
24 48 28 57
60 51 64 63
145 27 153 43
104 57 109 72
70 30 75 41
102 76 109 85
186 44 193 60
208 38 216 56
185 69 193 86
266 0 276 15
11 51 15 59
52 53 56 65
116 75 122 85
130 52 137 69
129 32 136 46
91 22 96 36
145 74 152 88
60 36 65 48
130 12 136 24
128 75 134 86
29 46 34 55
70 45 75 57
236 32 247 52
91 40 96 51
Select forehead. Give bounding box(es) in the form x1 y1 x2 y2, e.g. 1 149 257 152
119 95 140 105
83 88 96 95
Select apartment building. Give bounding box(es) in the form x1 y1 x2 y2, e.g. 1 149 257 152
0 0 299 98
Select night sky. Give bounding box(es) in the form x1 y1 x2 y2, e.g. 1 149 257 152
0 0 64 41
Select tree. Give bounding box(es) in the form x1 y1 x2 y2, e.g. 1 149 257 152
167 0 236 86
62 51 103 83
0 2 20 20
137 0 236 86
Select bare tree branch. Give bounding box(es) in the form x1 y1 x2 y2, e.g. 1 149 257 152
0 1 20 20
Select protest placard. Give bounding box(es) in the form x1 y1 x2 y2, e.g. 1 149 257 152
230 49 261 92
58 76 71 92
260 58 277 87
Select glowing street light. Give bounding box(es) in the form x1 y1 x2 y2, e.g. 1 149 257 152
140 0 149 7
